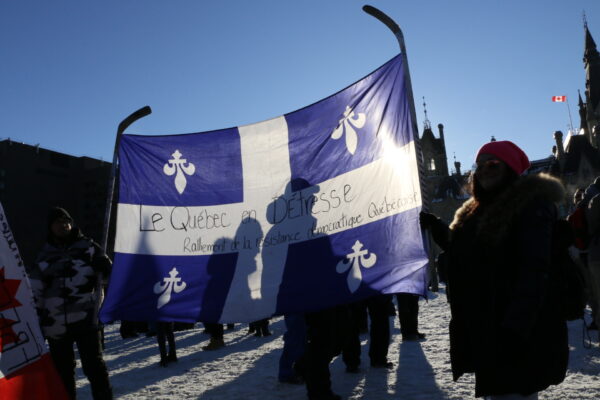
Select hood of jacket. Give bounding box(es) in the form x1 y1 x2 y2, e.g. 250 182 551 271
449 173 565 245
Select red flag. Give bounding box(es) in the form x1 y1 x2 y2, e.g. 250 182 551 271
552 95 567 102
0 203 69 400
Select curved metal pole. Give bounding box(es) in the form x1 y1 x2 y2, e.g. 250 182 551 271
96 106 151 326
101 106 152 251
362 5 428 212
363 6 436 292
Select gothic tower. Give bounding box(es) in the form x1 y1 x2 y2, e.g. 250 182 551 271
584 17 600 147
419 98 449 177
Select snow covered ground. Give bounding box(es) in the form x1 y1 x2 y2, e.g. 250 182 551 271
75 287 600 399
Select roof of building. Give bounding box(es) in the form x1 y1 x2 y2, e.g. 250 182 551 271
563 134 600 173
420 127 446 153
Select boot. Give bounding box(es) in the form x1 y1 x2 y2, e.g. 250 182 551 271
202 337 225 351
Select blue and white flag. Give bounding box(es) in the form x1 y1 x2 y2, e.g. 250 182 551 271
100 54 428 324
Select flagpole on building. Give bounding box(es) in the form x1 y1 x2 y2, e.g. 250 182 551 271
566 97 575 134
553 95 575 134
96 106 151 324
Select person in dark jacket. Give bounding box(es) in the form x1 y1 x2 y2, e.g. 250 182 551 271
421 141 568 399
586 193 600 331
28 207 113 400
568 184 597 329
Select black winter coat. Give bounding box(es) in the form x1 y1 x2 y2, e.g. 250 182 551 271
431 173 568 397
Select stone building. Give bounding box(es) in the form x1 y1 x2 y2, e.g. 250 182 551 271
417 104 470 289
418 103 469 225
582 19 600 142
532 20 600 202
0 139 111 266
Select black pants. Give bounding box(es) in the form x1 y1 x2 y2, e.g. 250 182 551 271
342 302 363 368
48 328 112 400
300 306 350 399
343 295 391 367
157 322 176 359
396 293 420 335
366 295 391 364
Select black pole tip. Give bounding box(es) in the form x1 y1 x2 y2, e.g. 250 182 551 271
118 106 153 134
361 5 401 35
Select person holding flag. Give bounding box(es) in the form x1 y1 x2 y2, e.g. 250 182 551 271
28 207 113 399
420 141 568 399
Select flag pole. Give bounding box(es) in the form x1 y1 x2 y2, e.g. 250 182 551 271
362 5 429 212
566 96 575 134
101 106 152 251
97 106 152 324
362 5 435 293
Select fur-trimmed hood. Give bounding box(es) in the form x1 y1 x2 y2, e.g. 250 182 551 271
449 173 565 244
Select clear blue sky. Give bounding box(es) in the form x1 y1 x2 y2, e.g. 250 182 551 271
2 0 599 171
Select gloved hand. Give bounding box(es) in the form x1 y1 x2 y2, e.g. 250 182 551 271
420 211 450 250
419 211 439 230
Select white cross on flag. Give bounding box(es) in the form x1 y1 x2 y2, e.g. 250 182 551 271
100 54 430 325
552 95 567 102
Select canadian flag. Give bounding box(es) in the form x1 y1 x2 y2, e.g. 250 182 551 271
552 95 567 102
0 203 68 400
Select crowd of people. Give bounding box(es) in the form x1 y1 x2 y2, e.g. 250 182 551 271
23 139 600 400
24 205 426 400
567 176 600 332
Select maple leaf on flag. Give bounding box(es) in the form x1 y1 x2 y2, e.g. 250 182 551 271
0 267 22 312
0 316 19 352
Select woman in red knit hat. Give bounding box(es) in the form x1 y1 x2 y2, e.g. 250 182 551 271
421 140 568 399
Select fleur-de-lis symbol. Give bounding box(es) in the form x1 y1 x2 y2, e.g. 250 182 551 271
331 106 366 155
163 150 196 194
336 240 377 293
153 267 187 309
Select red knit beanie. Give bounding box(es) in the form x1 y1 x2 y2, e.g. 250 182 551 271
475 140 530 175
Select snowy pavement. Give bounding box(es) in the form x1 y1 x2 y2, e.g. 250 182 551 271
75 287 600 399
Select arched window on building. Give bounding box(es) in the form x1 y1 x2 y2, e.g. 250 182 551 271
428 158 436 171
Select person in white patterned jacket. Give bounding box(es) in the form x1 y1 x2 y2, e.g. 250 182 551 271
27 207 113 400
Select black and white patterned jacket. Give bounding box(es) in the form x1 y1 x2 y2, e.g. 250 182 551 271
28 228 111 339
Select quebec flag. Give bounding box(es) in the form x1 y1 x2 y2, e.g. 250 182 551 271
100 54 429 324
